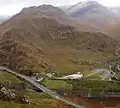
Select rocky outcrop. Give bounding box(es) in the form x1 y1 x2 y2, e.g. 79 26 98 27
0 84 29 104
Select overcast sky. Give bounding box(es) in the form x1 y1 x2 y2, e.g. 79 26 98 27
0 0 120 16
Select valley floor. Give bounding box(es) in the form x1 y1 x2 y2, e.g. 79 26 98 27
1 69 120 108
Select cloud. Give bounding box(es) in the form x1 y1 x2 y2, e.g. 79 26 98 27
99 0 120 7
0 0 120 7
0 0 78 6
0 0 22 6
0 0 76 16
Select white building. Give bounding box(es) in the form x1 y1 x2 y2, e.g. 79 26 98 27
57 74 83 80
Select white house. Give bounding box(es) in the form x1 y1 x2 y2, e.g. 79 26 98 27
57 74 83 80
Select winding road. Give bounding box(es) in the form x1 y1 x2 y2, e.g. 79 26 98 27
0 66 85 108
85 69 115 80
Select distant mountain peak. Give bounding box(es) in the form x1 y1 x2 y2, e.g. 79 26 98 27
21 4 62 13
38 4 56 8
77 0 99 4
20 4 65 15
61 0 119 29
68 0 103 13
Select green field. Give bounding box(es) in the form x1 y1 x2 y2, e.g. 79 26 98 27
82 71 92 77
14 91 51 100
70 79 120 91
0 71 24 85
41 77 120 91
87 73 101 79
42 80 72 90
114 73 120 80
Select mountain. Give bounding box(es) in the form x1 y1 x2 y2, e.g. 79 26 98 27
68 1 114 15
64 1 119 29
59 5 72 12
20 5 98 32
109 7 120 17
0 16 10 24
20 5 69 24
105 24 120 39
0 5 117 75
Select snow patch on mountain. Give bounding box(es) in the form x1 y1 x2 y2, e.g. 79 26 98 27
68 1 99 13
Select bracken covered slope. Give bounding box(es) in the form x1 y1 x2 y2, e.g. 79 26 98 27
105 24 120 40
0 7 117 75
19 5 99 32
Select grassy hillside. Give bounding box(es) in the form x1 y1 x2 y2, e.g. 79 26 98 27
0 71 23 84
42 80 72 90
0 12 117 76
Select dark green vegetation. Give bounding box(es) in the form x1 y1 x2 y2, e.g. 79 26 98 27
70 79 120 91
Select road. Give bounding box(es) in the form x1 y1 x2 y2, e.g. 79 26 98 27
85 70 100 77
85 69 115 80
101 72 115 80
0 66 85 108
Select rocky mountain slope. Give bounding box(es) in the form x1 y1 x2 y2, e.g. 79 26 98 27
0 5 117 75
62 1 119 29
109 7 120 17
20 5 98 32
105 24 120 39
0 16 10 24
0 84 28 103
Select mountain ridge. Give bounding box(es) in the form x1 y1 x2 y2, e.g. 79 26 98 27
18 4 99 32
0 7 117 75
60 1 120 30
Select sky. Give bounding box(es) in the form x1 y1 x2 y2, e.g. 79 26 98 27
0 0 120 16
